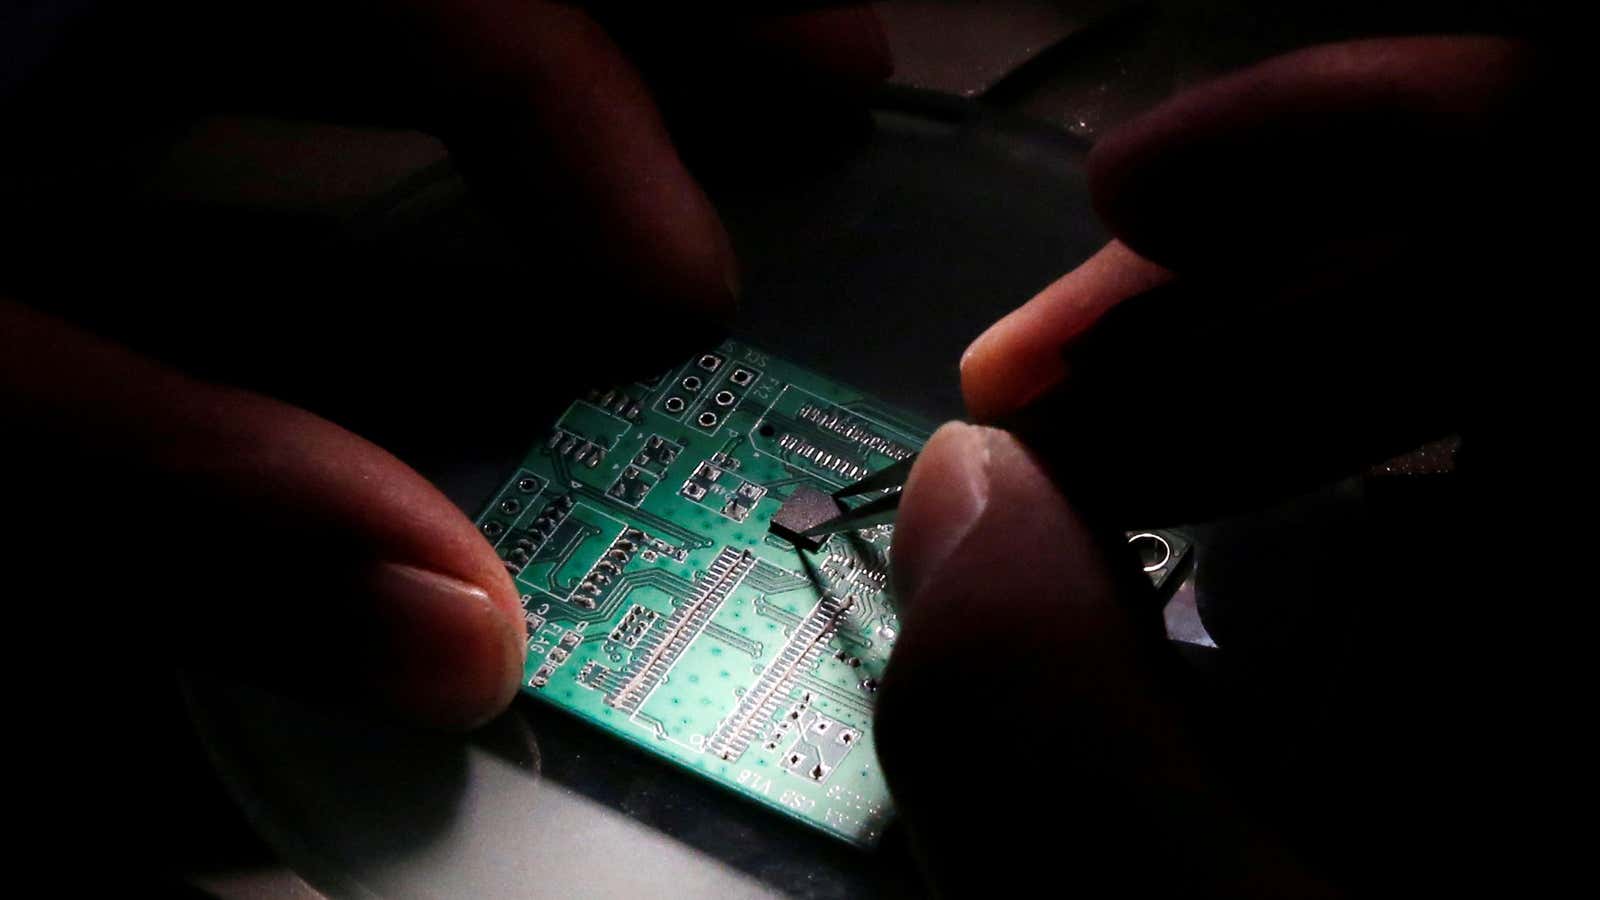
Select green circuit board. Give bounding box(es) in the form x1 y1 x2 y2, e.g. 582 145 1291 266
476 339 928 845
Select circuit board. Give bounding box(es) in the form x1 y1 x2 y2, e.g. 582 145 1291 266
476 340 1189 846
476 339 926 846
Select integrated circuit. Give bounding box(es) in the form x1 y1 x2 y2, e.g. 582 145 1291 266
768 484 843 552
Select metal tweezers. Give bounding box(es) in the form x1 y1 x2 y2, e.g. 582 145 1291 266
798 453 920 538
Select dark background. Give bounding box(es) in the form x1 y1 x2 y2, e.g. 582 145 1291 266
0 1 1544 896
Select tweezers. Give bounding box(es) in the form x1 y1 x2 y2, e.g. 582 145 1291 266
798 452 920 538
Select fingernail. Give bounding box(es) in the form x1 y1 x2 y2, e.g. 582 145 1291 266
892 422 995 605
359 562 524 730
960 242 1172 423
958 331 986 373
960 313 1069 423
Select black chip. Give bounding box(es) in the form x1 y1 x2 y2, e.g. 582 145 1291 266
768 485 841 551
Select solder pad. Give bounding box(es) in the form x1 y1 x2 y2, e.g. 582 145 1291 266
477 339 926 846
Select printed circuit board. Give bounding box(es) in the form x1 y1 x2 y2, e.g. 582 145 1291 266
476 339 1187 846
476 339 925 845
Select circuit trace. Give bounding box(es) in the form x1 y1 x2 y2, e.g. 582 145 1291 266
477 340 926 845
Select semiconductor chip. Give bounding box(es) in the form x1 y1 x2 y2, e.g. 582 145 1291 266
769 484 842 551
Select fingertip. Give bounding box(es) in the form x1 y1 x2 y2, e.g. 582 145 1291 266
961 242 1170 422
468 553 531 666
359 562 525 731
960 306 1068 424
612 153 741 320
888 419 1135 655
891 422 997 606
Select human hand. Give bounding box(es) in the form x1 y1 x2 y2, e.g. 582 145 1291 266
2 2 891 729
878 35 1553 894
877 423 1337 895
959 36 1544 526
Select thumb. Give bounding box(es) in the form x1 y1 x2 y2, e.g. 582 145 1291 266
3 299 525 730
875 423 1330 896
